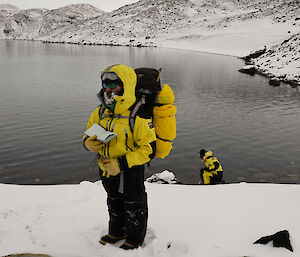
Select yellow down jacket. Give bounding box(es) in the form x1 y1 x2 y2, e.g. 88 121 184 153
201 151 223 184
153 84 177 158
83 64 156 169
202 151 223 173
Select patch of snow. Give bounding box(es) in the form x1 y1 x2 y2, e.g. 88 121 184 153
0 179 299 257
146 170 179 184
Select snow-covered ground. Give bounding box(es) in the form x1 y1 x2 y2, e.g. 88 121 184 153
0 174 299 257
0 0 299 84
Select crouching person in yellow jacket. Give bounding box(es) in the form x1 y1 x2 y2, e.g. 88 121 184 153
83 64 156 250
199 149 223 184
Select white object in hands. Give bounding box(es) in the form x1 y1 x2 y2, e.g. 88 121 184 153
85 123 117 144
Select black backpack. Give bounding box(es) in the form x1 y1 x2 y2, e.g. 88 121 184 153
129 68 162 131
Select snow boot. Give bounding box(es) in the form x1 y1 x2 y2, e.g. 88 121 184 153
99 234 125 245
119 241 139 250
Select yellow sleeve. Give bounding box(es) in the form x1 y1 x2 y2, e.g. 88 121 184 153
125 115 156 168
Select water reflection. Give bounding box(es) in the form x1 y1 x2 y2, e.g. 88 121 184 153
0 40 300 185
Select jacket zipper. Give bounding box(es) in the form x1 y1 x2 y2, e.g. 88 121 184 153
124 128 133 151
106 118 115 157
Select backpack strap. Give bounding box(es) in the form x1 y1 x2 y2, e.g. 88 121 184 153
99 104 130 121
98 95 148 136
129 95 146 133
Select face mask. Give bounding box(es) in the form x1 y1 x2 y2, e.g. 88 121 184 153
103 91 116 111
104 91 115 105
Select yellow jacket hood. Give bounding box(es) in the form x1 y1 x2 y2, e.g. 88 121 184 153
202 151 213 161
101 64 137 115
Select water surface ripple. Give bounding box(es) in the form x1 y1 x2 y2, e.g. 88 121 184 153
0 40 300 184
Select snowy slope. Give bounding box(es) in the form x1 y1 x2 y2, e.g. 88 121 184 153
1 1 298 46
0 3 19 16
253 33 300 85
33 0 300 48
0 4 105 40
0 4 18 11
0 4 19 38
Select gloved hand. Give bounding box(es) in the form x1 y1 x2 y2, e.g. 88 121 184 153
201 168 209 173
84 135 104 152
99 158 121 177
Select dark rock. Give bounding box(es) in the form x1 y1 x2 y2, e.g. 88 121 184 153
239 65 256 76
245 59 254 65
243 46 267 60
287 80 299 88
269 78 281 86
3 29 12 34
254 230 293 252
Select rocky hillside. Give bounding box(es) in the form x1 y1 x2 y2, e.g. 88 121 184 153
37 0 300 47
0 4 105 39
0 4 19 16
1 0 299 44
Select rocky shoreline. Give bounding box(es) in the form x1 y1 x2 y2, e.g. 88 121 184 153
239 33 300 88
38 35 300 88
7 36 299 88
4 32 300 88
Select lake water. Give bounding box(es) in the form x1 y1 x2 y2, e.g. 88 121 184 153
0 40 300 185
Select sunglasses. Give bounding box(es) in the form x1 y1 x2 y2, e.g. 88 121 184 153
102 82 117 89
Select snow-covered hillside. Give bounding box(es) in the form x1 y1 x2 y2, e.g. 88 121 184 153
0 0 299 84
253 33 300 85
0 4 105 40
0 4 19 16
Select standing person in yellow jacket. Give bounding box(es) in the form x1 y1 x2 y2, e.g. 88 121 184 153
83 64 156 250
199 149 223 184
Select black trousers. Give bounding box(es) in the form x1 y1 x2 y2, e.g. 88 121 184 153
100 165 148 246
